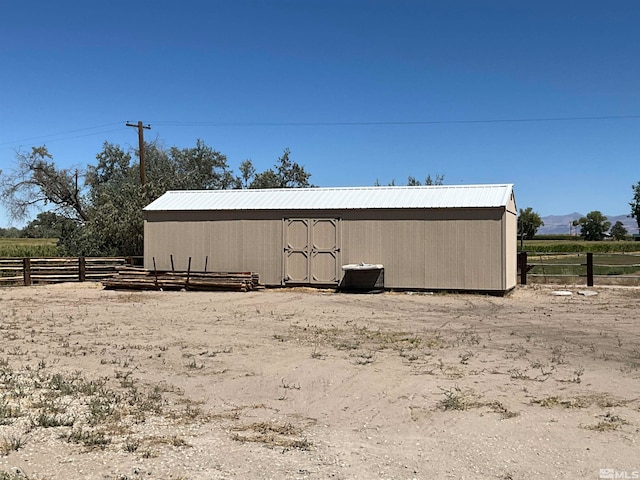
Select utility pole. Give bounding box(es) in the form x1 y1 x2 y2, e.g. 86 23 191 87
126 121 151 187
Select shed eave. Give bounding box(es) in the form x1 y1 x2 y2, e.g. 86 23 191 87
143 184 514 212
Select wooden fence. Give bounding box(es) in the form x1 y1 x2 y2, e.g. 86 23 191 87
518 252 640 286
0 257 142 286
5 253 637 289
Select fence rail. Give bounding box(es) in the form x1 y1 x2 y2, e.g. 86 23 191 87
518 252 640 286
3 254 638 288
0 257 143 286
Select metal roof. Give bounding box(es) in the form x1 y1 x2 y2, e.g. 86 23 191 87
143 184 514 211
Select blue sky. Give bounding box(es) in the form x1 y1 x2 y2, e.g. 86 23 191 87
1 0 639 227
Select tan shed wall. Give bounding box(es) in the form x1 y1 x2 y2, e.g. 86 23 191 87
144 216 283 284
339 209 504 291
503 193 518 291
144 206 513 292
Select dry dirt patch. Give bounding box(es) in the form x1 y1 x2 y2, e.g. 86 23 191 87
0 283 639 479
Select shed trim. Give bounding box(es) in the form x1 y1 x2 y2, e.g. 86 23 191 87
144 184 514 212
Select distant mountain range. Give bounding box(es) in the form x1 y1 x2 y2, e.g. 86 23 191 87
538 213 639 235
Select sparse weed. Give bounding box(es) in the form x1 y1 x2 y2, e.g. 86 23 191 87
459 351 474 365
532 394 626 409
584 412 628 431
505 343 530 358
185 358 204 370
141 449 157 459
145 435 191 448
486 401 519 419
509 368 529 380
0 471 29 480
400 350 421 362
65 428 112 449
423 330 446 349
438 386 472 411
335 340 360 351
123 438 140 453
169 436 190 447
88 396 117 425
509 366 554 382
353 351 375 365
457 329 481 346
550 345 567 365
31 411 75 428
529 360 544 369
0 434 28 455
310 345 325 359
570 366 584 384
0 359 177 457
133 385 164 415
114 369 136 388
230 421 311 451
0 399 21 425
47 373 75 395
179 403 203 421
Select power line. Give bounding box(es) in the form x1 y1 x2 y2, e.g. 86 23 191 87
149 114 640 127
0 122 124 147
1 114 638 149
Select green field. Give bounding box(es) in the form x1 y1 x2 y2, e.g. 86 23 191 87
521 239 640 253
0 238 58 257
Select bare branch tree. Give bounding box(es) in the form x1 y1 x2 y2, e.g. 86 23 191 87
0 146 88 222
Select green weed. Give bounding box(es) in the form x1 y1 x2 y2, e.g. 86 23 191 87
0 434 28 455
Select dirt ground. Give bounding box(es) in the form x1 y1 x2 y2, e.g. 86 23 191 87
0 283 639 480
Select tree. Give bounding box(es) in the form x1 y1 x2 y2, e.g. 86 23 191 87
407 176 420 186
378 174 445 186
1 141 314 256
238 160 256 189
22 211 78 239
518 207 544 239
165 140 237 190
425 174 445 185
610 221 628 241
630 181 640 230
0 227 22 238
577 211 611 241
0 146 88 222
74 140 239 256
408 175 445 186
244 148 312 189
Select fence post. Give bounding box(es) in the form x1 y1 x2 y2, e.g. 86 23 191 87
79 256 86 282
586 252 594 287
518 252 527 285
153 257 158 289
23 258 31 286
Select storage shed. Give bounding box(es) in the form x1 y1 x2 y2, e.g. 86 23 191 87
143 184 517 293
